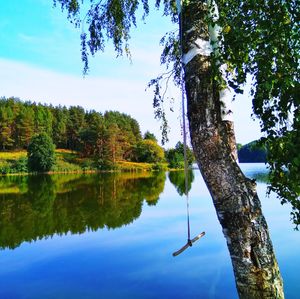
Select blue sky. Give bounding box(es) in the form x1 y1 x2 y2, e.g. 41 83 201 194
0 0 261 147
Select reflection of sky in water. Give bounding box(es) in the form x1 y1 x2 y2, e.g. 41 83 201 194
0 164 299 298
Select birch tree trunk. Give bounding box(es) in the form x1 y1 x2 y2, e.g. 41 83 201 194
181 1 284 298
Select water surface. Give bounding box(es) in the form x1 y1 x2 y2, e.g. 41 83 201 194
0 164 298 298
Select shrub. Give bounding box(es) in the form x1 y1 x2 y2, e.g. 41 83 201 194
27 133 55 172
151 163 168 172
165 142 194 169
134 140 165 163
13 157 28 173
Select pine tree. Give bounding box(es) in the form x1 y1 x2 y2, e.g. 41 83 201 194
0 106 14 150
66 106 86 150
15 105 34 148
51 105 68 149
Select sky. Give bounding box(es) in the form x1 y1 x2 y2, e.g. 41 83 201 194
0 0 262 147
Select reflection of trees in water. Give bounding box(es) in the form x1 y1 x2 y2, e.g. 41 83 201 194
0 172 166 249
168 170 194 196
0 175 29 195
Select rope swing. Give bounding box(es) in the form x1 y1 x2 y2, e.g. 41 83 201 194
172 0 205 257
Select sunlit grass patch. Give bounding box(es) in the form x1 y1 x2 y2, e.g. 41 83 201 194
116 161 168 172
55 149 74 154
51 159 82 172
0 151 27 160
53 149 96 172
0 149 169 175
117 161 152 171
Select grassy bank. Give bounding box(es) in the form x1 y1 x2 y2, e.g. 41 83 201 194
0 149 168 175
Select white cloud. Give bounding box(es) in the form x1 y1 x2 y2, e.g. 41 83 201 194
0 58 181 146
0 58 260 147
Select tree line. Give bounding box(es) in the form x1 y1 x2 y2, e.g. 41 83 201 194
237 141 267 163
0 97 162 165
0 97 193 170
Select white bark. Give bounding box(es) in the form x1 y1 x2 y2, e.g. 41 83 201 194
178 0 234 121
182 38 212 64
182 1 284 297
207 0 234 122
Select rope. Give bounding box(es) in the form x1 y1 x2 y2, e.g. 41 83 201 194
172 0 206 257
178 0 191 242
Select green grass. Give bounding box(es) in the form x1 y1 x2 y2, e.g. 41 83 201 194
116 161 153 171
0 151 28 174
0 151 27 160
52 149 87 172
0 149 168 175
114 161 168 172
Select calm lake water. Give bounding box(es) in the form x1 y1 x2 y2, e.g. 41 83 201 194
0 164 299 299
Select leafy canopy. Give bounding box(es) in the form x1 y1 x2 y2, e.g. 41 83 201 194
216 0 300 226
54 0 300 224
143 131 158 142
134 139 165 163
27 133 56 172
165 141 194 169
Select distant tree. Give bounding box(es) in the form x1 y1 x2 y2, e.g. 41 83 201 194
129 117 142 142
238 141 267 163
80 110 103 156
33 103 53 136
106 123 126 163
66 106 86 150
143 131 157 142
104 111 142 160
0 106 14 150
165 149 183 169
0 98 147 165
0 97 22 149
27 133 55 172
134 139 165 163
236 143 243 151
165 142 194 169
79 128 98 157
51 105 68 148
85 110 103 131
94 124 114 170
15 105 35 148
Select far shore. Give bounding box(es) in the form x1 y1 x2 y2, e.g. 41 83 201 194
0 149 186 176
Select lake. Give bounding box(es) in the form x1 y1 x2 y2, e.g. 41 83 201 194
0 164 299 298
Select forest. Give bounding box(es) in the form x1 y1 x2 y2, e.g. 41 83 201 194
0 97 164 167
0 97 194 172
237 141 267 163
0 97 264 174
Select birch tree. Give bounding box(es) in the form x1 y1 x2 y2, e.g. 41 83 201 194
53 0 299 298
